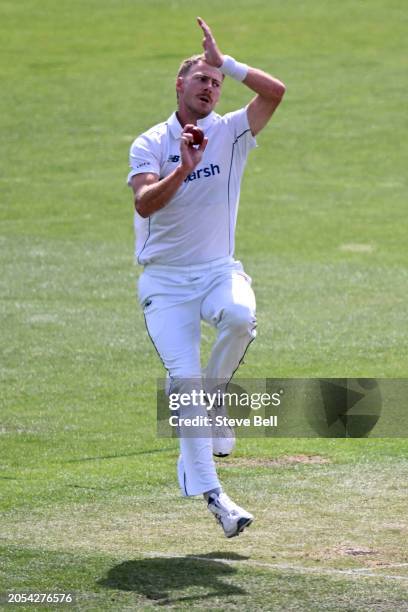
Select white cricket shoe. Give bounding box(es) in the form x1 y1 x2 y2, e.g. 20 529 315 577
207 492 253 538
210 402 236 457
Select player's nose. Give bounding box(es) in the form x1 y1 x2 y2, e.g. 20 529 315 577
202 85 213 98
203 81 214 92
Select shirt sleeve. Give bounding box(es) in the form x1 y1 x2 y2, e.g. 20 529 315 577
222 106 257 154
127 132 161 186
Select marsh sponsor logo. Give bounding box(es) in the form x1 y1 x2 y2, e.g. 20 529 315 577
184 163 220 183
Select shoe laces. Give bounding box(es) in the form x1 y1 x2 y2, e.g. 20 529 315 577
210 493 240 517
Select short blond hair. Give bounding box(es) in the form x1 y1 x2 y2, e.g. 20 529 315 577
177 54 206 78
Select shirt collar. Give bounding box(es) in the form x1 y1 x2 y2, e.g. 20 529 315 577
167 111 217 139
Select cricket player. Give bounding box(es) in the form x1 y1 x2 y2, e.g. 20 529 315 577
127 17 285 537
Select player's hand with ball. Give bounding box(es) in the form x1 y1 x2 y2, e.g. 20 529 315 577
180 124 207 175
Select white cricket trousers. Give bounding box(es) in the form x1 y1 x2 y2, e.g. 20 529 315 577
138 256 256 497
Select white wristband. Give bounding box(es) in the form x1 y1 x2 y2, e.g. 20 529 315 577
220 55 248 82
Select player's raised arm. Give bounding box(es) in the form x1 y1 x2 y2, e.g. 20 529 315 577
197 17 286 136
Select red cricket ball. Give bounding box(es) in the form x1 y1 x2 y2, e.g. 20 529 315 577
184 125 204 146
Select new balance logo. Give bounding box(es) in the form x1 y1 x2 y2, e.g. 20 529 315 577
168 155 180 162
184 164 220 183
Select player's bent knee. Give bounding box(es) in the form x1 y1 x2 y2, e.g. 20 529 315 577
222 304 257 336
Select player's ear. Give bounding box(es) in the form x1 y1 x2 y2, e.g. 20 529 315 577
176 76 184 97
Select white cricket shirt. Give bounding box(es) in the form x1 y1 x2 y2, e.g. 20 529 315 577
127 107 256 266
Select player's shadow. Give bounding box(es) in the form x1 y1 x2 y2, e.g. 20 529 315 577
98 552 249 606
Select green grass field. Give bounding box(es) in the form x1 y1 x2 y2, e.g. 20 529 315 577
1 0 408 609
